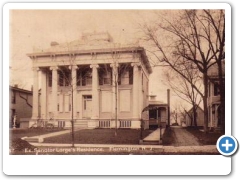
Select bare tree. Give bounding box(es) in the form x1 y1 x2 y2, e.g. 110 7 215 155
18 92 32 108
141 10 225 133
163 62 202 127
202 10 225 132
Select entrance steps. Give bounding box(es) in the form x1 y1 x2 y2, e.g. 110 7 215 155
74 120 88 128
139 128 165 145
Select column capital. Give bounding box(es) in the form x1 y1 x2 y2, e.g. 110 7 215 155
90 64 99 69
69 65 78 70
32 67 40 71
50 66 58 71
131 62 141 67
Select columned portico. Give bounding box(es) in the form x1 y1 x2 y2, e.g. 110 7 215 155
50 66 58 119
28 33 152 129
90 64 99 127
32 67 39 120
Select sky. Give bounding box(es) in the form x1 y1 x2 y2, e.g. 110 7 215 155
9 10 187 108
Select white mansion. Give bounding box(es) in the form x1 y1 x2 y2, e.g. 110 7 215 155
27 32 152 129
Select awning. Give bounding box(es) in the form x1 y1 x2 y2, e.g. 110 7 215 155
142 105 168 112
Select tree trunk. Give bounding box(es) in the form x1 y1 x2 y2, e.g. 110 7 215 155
193 104 198 127
203 72 209 133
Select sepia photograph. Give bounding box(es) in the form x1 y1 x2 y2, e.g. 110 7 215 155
2 1 235 176
4 2 229 160
8 7 226 156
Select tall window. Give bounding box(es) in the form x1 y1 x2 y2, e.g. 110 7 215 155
76 68 92 86
82 71 92 86
58 70 70 86
11 91 16 104
77 69 81 86
213 82 220 96
99 65 111 85
121 70 130 85
48 72 52 87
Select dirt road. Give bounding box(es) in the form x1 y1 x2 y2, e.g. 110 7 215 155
171 126 201 146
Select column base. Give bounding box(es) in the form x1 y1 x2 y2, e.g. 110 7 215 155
131 118 141 129
88 118 99 128
110 120 120 128
29 118 38 128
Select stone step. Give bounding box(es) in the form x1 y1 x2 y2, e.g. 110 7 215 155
139 140 162 145
74 121 88 128
23 137 44 143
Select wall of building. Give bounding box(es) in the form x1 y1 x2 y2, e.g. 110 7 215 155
186 108 204 127
10 90 32 127
29 42 152 129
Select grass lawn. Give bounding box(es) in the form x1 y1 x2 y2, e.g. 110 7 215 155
185 127 224 145
44 128 154 144
162 127 175 146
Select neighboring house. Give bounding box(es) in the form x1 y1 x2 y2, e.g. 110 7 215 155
27 32 152 129
207 61 225 130
9 85 33 128
185 106 204 127
142 94 169 129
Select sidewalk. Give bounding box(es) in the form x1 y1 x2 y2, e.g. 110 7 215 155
22 127 219 154
143 128 165 141
21 128 81 143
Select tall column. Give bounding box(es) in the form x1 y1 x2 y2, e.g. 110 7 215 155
50 66 58 119
110 63 119 128
131 63 140 119
70 65 78 120
139 70 143 117
32 67 39 120
41 69 47 120
90 64 99 120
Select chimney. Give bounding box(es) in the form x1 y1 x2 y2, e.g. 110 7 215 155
50 41 59 46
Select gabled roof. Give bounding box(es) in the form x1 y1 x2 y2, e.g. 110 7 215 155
187 106 204 113
10 86 32 94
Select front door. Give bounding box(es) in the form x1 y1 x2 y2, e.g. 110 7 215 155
83 95 92 118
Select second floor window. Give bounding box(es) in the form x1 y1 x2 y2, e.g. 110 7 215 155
99 71 111 85
213 82 220 96
11 91 16 104
58 70 70 86
82 71 92 86
48 73 52 87
119 67 133 85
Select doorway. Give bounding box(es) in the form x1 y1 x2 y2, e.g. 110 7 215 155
83 95 92 118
